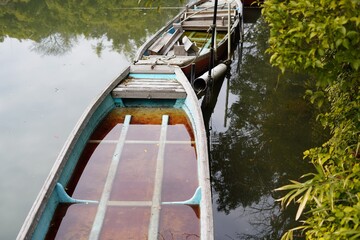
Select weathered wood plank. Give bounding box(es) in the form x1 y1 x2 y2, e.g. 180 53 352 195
160 29 183 55
182 20 230 31
186 13 231 20
112 89 186 99
130 65 176 74
121 80 180 86
114 85 185 91
148 33 173 54
114 83 184 90
112 75 187 99
186 9 233 15
134 56 196 67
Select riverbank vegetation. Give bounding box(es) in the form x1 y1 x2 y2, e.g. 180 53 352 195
262 0 360 239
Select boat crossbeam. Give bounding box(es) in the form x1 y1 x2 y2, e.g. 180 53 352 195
89 115 132 240
148 115 169 239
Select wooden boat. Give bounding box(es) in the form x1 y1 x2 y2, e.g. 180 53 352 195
17 65 213 240
134 0 243 78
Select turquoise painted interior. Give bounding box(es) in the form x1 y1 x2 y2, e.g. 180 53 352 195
32 95 115 240
31 82 199 239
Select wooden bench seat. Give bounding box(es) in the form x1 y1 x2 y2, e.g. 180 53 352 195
112 78 186 99
181 19 230 31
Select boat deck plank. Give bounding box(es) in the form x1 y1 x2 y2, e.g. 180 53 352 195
89 115 132 240
181 19 230 31
112 77 187 99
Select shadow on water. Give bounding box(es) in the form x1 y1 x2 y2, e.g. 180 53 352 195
202 17 327 239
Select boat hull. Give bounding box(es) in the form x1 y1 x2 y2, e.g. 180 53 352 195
17 65 212 240
134 0 243 79
180 28 240 78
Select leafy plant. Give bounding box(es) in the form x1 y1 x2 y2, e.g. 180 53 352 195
262 0 360 239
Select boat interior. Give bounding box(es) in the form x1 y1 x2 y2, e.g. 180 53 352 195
135 0 240 67
45 105 202 239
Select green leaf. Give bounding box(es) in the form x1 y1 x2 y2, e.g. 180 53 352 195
342 38 350 49
336 38 343 48
310 32 317 39
318 48 325 56
315 60 323 68
343 206 353 213
275 183 302 191
338 26 346 36
347 31 359 40
296 186 312 220
350 59 360 70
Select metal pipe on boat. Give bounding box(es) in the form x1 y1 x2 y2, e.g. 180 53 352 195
228 1 231 60
190 63 196 87
208 0 219 79
193 63 228 93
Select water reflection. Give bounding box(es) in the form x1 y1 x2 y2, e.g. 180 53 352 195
0 0 182 58
0 37 129 240
209 19 325 239
0 1 327 239
0 1 185 238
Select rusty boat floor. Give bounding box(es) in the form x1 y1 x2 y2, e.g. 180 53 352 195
45 107 201 239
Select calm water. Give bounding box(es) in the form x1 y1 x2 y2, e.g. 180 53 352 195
0 1 322 239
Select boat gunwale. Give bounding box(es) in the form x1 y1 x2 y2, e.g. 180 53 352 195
16 66 131 240
133 0 202 62
134 0 243 65
17 65 214 240
173 66 213 240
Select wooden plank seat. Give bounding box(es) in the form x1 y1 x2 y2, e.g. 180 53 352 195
185 13 232 21
186 8 234 15
112 77 186 99
148 29 183 55
181 19 230 31
135 55 196 66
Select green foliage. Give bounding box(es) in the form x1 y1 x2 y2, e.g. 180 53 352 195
263 0 360 79
262 0 360 239
277 84 360 239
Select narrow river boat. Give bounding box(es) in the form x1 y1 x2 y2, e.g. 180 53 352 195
17 65 212 240
134 0 243 78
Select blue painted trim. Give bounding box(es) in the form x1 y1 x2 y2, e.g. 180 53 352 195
58 95 115 186
162 187 201 205
129 73 176 79
174 99 186 108
56 183 98 204
114 98 124 107
32 96 114 239
32 191 58 240
119 99 178 108
167 26 175 34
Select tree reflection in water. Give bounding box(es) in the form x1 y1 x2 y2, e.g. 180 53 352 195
0 0 182 58
208 18 326 239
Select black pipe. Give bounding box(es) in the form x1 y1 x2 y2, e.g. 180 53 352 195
208 0 219 79
190 63 196 87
